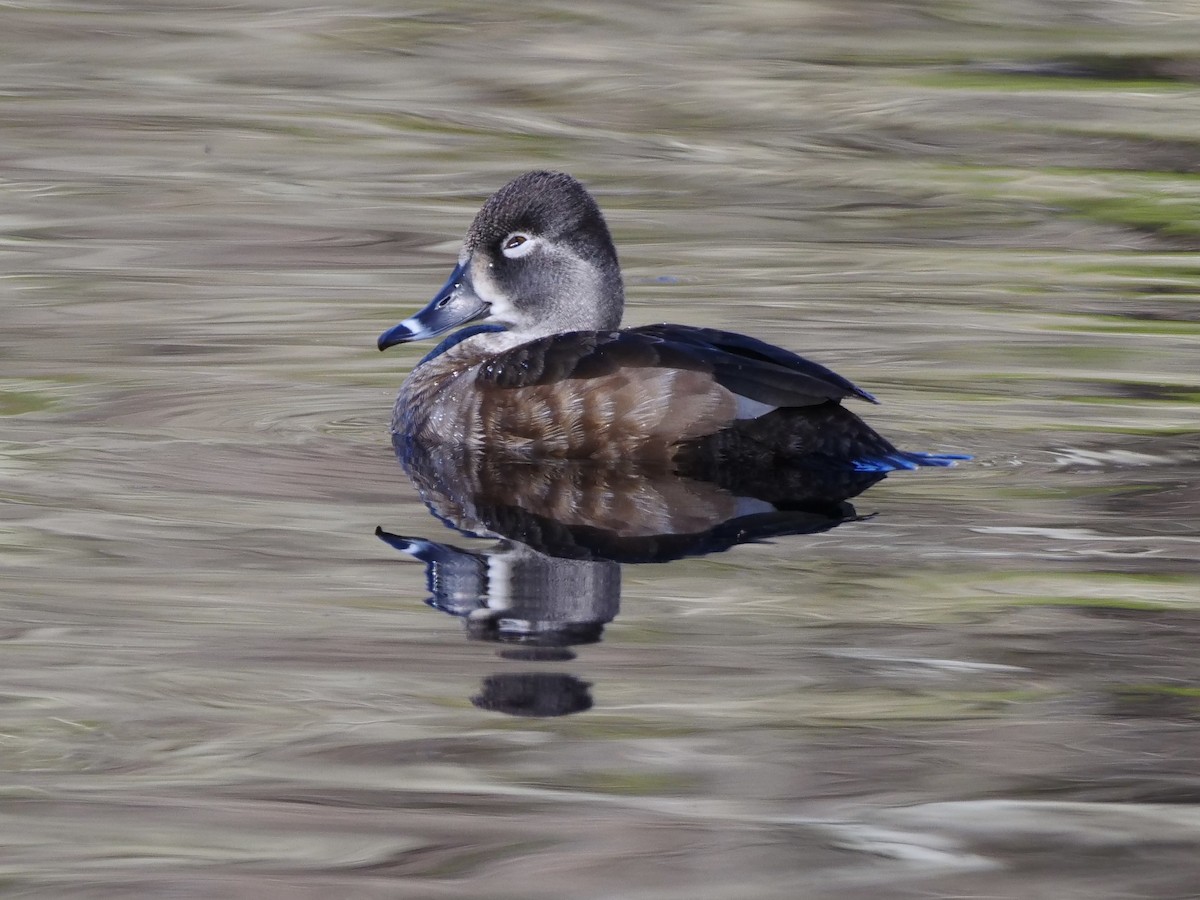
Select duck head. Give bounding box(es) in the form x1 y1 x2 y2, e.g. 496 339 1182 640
378 171 625 351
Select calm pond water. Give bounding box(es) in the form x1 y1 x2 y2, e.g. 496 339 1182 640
3 1 1200 897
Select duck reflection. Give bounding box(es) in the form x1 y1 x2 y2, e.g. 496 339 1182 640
378 436 888 717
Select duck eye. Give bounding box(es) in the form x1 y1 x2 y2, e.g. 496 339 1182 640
500 232 536 259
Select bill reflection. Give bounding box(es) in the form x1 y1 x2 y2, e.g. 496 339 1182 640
379 437 888 717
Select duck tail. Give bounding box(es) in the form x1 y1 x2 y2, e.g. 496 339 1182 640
850 450 972 472
680 402 970 475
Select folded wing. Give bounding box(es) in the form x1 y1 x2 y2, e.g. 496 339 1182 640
475 324 876 410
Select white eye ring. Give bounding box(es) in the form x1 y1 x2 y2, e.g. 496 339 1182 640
501 232 537 259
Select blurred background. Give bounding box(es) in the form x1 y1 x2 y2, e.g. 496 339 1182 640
2 1 1199 898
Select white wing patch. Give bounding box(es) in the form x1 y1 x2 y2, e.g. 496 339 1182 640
734 395 777 420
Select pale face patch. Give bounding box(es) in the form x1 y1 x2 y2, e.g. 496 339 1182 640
467 255 519 324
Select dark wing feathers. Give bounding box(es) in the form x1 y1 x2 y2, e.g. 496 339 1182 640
636 325 877 404
475 325 876 408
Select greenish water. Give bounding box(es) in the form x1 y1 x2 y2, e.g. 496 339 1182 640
2 2 1199 898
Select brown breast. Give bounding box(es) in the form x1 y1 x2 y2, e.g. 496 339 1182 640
395 346 737 461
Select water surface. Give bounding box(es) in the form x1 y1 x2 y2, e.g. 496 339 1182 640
3 2 1200 898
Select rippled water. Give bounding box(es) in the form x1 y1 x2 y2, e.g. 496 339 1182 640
3 2 1200 897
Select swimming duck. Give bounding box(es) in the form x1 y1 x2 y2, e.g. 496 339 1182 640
378 171 966 470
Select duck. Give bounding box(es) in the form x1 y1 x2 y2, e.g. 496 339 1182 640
378 171 967 471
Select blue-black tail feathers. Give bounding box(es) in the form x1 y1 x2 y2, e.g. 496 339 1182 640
851 450 972 473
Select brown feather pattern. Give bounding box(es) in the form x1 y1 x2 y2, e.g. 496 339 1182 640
395 336 739 461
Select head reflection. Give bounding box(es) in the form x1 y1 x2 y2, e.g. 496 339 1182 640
379 437 885 717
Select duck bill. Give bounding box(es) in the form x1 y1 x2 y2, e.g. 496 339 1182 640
377 262 490 350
